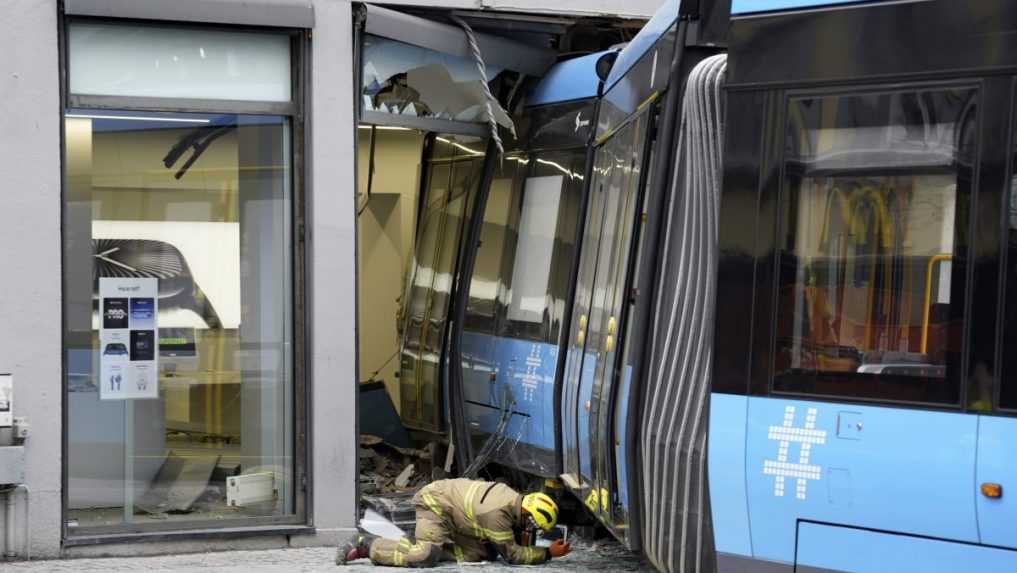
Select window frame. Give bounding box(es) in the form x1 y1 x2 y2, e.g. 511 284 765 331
59 16 311 543
767 80 984 409
993 77 1017 414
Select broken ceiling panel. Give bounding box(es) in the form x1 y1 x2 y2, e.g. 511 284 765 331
405 64 514 130
362 35 515 128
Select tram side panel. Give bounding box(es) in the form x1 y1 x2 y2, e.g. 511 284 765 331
711 2 1017 570
457 93 598 477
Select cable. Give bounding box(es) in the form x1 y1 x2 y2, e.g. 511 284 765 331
449 15 506 156
358 125 378 217
361 348 400 384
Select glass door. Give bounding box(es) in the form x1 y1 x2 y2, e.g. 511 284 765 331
561 149 612 487
398 136 485 432
561 112 650 534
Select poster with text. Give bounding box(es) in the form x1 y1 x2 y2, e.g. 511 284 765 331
99 277 158 400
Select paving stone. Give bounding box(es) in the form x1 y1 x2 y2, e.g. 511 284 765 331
1 537 652 572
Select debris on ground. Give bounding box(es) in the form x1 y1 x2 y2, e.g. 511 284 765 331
358 434 433 495
393 464 415 489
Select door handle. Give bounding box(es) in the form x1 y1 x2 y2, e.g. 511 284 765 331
604 316 616 352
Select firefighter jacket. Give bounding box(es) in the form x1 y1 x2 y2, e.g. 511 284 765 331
416 478 550 565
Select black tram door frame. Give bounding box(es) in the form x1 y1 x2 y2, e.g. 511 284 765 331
563 104 657 543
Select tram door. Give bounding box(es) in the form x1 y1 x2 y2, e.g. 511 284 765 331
399 135 486 432
562 112 650 534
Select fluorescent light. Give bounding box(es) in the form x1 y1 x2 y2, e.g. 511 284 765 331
436 136 483 156
65 114 210 124
358 125 413 131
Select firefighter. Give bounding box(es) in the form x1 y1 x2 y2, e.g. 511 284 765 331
337 478 572 567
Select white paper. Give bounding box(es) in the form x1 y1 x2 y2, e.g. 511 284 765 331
360 508 406 540
99 278 159 400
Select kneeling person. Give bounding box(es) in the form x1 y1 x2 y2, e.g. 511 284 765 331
339 478 571 567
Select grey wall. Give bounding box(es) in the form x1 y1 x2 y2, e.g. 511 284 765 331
303 0 359 545
0 0 63 558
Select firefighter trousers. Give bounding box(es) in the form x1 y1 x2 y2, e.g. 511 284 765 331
368 506 489 567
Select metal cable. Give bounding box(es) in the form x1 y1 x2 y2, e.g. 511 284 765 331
449 15 505 156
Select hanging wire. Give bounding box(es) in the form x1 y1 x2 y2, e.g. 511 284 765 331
449 14 505 156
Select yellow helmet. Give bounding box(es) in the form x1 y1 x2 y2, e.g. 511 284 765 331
522 492 558 531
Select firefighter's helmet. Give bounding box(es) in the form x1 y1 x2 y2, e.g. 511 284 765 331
522 492 558 531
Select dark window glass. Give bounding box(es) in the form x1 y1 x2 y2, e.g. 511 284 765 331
999 110 1017 410
773 88 978 404
398 136 485 431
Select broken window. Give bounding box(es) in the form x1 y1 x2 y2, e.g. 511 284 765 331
362 34 514 129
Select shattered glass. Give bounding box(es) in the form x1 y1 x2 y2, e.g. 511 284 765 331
362 35 513 129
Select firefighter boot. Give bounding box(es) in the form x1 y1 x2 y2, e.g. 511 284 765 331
337 533 378 565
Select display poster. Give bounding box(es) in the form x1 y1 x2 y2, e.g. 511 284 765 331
99 278 159 400
0 374 11 427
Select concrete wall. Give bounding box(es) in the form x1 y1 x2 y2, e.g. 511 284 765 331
0 0 63 559
304 0 359 548
356 129 425 406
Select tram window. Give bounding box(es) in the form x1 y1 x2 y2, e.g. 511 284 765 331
464 157 526 333
498 152 584 343
773 88 977 404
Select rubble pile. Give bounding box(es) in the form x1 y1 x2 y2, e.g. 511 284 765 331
358 434 436 495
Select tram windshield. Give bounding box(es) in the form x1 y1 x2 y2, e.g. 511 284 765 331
775 88 977 402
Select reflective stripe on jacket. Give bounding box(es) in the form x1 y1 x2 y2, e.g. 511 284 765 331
415 478 549 565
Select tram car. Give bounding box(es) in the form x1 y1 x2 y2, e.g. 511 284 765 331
712 1 1017 572
398 1 1017 572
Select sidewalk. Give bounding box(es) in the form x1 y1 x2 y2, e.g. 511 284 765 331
2 538 653 572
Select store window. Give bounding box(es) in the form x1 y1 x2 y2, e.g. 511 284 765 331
773 87 977 404
64 22 302 535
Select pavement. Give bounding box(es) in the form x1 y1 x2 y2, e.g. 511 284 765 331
1 538 653 572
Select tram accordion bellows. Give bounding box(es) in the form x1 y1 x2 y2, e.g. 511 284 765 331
639 53 726 573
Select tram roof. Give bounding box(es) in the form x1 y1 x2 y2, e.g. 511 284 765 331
604 0 679 91
526 50 616 107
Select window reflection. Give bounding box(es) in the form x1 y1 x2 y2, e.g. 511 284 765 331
774 89 977 403
64 110 296 532
398 136 485 431
1000 132 1017 410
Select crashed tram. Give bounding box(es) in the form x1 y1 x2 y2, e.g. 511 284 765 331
369 0 728 571
363 0 1017 571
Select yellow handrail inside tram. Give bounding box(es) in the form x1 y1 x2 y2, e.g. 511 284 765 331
921 254 953 354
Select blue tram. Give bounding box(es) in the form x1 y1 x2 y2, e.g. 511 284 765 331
393 0 1017 572
711 1 1017 572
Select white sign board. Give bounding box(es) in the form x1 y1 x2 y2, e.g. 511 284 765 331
0 374 11 427
99 278 159 400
